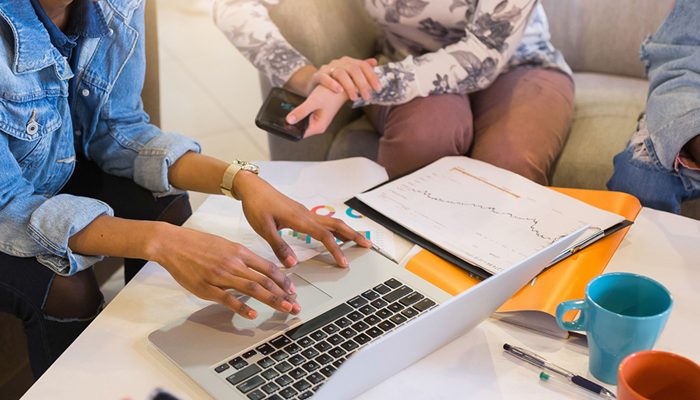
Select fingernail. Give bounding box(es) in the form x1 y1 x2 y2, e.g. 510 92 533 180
287 115 297 124
247 309 257 319
292 304 301 314
289 281 297 295
281 301 293 312
285 255 297 267
341 256 349 267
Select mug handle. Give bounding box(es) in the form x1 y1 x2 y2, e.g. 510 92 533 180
556 299 587 332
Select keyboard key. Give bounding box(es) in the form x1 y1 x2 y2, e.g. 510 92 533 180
261 381 280 394
383 286 413 303
339 328 357 339
378 320 396 332
370 298 388 309
289 367 307 380
293 379 312 392
299 391 314 399
402 308 419 318
255 343 275 355
215 363 230 373
274 374 293 387
301 348 319 359
385 278 402 288
308 371 325 386
332 359 345 368
361 289 380 300
329 347 346 359
261 368 280 380
284 343 301 354
298 336 314 348
267 395 283 400
315 353 333 365
348 296 368 308
289 354 305 366
226 364 262 386
242 349 257 359
320 365 336 377
310 330 327 341
322 324 339 334
351 321 369 332
340 340 359 352
302 361 320 372
414 298 437 312
389 314 408 326
334 317 352 328
363 314 381 325
373 284 391 295
279 387 298 399
347 311 364 322
271 350 289 362
270 336 292 349
229 357 248 370
286 303 353 340
274 361 292 373
354 333 371 345
399 292 424 307
257 357 275 369
247 389 265 400
237 375 265 393
327 334 344 345
366 327 383 338
388 302 405 312
314 340 332 352
375 308 392 319
358 305 377 315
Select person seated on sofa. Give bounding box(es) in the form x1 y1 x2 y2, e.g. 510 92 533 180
607 0 700 214
215 0 574 181
0 0 369 378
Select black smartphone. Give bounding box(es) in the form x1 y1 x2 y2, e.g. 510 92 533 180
255 87 309 141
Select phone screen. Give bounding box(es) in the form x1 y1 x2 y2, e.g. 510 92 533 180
255 88 309 141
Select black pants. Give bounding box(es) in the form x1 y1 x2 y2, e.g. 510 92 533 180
0 159 192 379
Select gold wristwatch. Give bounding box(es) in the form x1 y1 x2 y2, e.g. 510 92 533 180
220 160 260 200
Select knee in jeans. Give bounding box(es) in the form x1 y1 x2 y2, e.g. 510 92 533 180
43 269 103 320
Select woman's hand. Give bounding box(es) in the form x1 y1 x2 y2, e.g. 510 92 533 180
154 224 302 320
313 57 381 101
286 85 348 137
234 171 372 268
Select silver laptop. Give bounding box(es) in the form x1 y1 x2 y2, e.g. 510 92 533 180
149 228 583 400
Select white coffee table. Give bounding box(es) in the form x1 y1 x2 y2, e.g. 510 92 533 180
20 161 700 400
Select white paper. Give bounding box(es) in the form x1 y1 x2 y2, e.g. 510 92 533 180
357 157 623 274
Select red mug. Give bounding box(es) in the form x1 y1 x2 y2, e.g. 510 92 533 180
617 350 700 400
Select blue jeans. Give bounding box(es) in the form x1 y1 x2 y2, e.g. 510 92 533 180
607 146 700 214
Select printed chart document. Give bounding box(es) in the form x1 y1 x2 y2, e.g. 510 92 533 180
356 157 624 275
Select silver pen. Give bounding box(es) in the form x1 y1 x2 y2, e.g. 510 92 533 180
503 343 616 399
370 243 399 264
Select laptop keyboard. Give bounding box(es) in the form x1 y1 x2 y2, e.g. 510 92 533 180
212 278 437 399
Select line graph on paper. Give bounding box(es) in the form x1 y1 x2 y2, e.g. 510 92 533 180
357 157 623 274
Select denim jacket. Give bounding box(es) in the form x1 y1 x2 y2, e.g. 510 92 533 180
0 0 200 275
640 0 700 187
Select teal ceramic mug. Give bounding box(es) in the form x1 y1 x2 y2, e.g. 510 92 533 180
556 273 673 384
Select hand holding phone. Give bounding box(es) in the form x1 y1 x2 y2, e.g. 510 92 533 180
255 88 309 141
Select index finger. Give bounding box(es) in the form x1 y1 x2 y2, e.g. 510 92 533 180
239 247 296 295
306 223 349 268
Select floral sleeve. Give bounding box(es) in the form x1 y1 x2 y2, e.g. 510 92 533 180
213 0 310 87
359 0 537 106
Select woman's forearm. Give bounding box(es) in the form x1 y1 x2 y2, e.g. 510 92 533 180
284 64 318 96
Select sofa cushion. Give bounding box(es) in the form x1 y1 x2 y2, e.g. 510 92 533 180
551 73 648 190
327 116 379 161
541 0 674 79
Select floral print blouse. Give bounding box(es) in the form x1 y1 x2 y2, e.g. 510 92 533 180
214 0 570 106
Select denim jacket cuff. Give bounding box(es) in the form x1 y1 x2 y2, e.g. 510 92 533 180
651 108 700 170
133 132 201 197
28 194 114 276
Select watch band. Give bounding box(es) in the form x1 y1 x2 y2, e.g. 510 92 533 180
220 160 259 200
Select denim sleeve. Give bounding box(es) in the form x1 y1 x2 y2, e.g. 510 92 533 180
85 3 201 197
642 0 700 170
0 136 113 276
